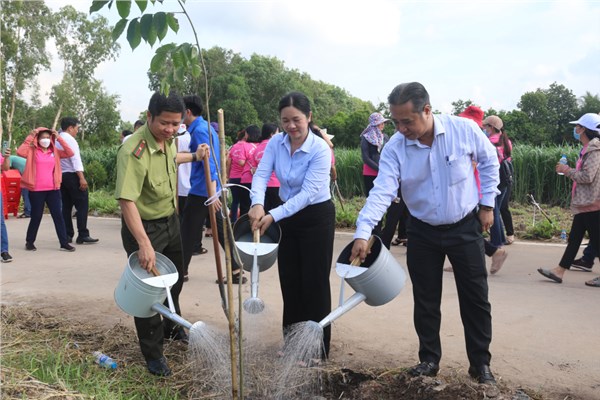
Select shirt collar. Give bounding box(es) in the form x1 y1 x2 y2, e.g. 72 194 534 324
281 129 316 153
405 114 445 147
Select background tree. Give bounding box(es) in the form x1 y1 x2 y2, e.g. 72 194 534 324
451 99 474 115
1 0 52 143
578 91 600 115
51 5 120 138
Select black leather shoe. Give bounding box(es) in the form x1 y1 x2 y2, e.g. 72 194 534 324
147 357 172 376
468 365 496 384
25 242 37 251
76 236 99 244
408 361 439 377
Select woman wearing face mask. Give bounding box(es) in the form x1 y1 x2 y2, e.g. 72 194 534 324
248 92 335 360
538 113 600 287
17 127 76 252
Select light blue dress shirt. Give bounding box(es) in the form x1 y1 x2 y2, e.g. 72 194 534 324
250 131 331 222
355 114 500 240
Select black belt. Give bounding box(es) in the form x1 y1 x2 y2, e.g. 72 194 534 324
416 208 477 231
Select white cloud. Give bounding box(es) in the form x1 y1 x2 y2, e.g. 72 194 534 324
36 0 600 122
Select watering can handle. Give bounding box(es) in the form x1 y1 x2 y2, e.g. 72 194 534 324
350 236 376 266
150 265 160 277
253 229 260 243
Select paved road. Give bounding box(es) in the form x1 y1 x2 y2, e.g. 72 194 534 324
1 216 599 399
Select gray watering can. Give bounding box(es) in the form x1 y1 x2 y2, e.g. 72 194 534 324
319 236 406 328
114 251 197 329
233 214 281 314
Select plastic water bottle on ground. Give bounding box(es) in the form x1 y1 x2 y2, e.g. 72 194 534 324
93 351 117 369
560 229 567 243
558 154 567 175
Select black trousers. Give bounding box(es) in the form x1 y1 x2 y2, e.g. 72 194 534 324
61 172 89 238
381 195 407 249
559 210 600 269
264 186 283 213
121 213 184 362
239 182 252 217
27 190 69 246
278 200 335 357
500 184 514 236
181 194 241 277
407 213 492 368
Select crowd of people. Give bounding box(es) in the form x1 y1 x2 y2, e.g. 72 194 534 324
2 85 599 385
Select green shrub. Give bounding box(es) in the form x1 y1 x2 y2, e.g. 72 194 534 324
89 190 119 215
85 160 108 192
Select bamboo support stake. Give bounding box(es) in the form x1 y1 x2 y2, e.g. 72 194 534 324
216 109 242 399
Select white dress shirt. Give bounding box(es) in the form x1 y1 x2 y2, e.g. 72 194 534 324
57 131 84 173
176 132 191 197
250 131 331 222
355 114 500 240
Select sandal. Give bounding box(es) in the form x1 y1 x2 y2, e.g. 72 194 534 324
18 213 30 219
391 237 402 246
585 276 600 287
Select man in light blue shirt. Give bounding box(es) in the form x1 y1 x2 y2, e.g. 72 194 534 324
351 82 500 385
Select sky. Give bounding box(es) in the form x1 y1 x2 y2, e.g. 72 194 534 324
41 0 600 124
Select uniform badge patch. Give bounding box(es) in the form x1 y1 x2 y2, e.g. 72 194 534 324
132 140 146 159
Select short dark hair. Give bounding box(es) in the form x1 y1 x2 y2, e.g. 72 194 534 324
388 82 431 113
584 126 600 141
121 129 133 138
60 117 80 131
278 91 311 118
148 91 185 118
245 125 261 143
133 120 144 130
183 95 204 116
261 123 278 141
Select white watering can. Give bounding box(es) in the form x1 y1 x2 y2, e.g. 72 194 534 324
318 236 406 328
114 251 196 329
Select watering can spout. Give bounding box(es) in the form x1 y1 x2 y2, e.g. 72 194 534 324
319 292 367 329
151 303 194 330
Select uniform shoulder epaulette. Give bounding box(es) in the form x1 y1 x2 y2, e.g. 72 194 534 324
132 139 147 159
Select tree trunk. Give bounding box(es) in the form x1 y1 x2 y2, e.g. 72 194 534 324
6 26 23 144
52 103 63 131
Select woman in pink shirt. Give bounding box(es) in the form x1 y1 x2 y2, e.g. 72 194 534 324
251 123 282 212
238 125 261 216
17 128 75 252
226 129 247 223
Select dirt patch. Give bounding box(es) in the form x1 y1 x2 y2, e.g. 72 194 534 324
1 304 586 400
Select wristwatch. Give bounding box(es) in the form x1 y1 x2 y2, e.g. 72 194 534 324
479 205 494 211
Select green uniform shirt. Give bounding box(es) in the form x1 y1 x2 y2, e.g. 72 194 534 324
115 124 177 220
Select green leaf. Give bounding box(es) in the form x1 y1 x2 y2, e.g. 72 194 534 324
116 0 132 19
140 14 153 40
112 19 128 42
166 13 179 33
172 48 185 68
160 78 170 95
191 63 201 78
90 0 110 13
135 0 147 12
126 19 141 50
155 43 177 54
150 50 168 73
153 12 168 41
190 45 199 60
175 66 185 82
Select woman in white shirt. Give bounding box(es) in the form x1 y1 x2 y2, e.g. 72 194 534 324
249 92 335 358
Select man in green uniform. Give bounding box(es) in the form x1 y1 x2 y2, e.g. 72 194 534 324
115 91 208 376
